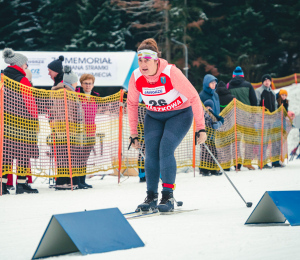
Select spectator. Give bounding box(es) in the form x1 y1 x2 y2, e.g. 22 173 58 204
228 66 257 106
48 56 64 86
256 74 279 168
50 66 79 190
256 74 277 112
199 99 224 176
199 74 220 115
1 48 39 194
74 73 101 189
276 89 288 112
216 81 234 112
228 66 257 171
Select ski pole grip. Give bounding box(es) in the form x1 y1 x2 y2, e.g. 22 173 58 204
128 136 139 150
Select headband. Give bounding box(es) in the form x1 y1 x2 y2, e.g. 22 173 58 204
137 49 158 60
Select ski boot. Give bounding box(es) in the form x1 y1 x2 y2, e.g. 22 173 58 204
1 183 10 195
136 191 158 212
16 183 39 194
157 191 175 212
211 170 222 176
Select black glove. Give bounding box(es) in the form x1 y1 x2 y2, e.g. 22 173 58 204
208 109 224 124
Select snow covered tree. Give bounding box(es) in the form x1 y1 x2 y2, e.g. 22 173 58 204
65 0 130 51
14 0 43 50
111 0 171 59
37 0 81 50
0 0 20 49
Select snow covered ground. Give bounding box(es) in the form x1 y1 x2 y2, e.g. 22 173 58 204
1 158 300 260
1 83 300 260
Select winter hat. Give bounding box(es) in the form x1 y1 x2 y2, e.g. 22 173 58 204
24 69 32 82
63 65 78 85
2 48 28 67
217 81 226 89
279 89 288 96
233 66 244 77
48 55 64 73
261 74 272 83
204 99 214 110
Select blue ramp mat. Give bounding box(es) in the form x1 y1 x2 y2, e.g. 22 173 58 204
245 191 300 226
32 208 144 259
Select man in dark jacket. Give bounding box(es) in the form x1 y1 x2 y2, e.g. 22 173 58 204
1 48 39 194
216 81 234 112
228 66 257 106
228 66 257 171
48 56 64 86
256 74 281 168
255 74 277 112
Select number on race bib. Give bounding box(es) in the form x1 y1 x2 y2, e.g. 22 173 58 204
149 99 167 107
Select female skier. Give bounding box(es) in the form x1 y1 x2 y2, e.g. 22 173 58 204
127 38 207 212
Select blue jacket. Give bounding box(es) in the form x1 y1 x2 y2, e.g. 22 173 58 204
199 74 220 115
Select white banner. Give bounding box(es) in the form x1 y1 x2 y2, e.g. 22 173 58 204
0 51 137 87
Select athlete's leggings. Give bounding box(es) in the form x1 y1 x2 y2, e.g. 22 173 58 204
144 106 193 192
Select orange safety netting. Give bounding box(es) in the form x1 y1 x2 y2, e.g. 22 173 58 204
0 76 121 178
252 73 300 89
0 76 293 181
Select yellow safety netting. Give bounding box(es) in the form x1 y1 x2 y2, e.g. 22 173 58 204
0 76 293 178
1 76 121 178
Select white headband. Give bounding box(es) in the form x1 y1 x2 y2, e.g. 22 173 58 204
137 49 158 60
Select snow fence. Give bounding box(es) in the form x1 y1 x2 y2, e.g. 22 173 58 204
0 76 293 181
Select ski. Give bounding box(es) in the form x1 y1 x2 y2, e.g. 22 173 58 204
123 208 199 219
160 208 198 215
123 210 159 219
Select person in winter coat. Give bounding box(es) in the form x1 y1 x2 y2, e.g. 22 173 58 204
74 73 101 189
256 74 280 168
1 48 39 195
215 81 234 112
48 56 64 87
49 66 80 190
228 66 257 171
199 99 224 176
255 74 277 112
276 89 288 112
199 74 220 115
128 38 206 212
228 66 257 106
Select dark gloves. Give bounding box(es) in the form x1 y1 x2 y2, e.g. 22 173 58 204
208 109 224 124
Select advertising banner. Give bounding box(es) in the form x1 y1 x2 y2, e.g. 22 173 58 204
0 51 137 87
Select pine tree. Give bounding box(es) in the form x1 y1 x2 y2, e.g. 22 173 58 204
0 0 20 49
14 0 43 50
37 0 81 51
66 0 130 51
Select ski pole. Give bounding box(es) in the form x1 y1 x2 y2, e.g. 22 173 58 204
203 143 252 208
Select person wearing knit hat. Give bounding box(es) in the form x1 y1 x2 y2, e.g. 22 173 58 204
1 48 39 194
48 55 64 86
227 66 257 107
2 48 28 69
261 74 272 84
232 66 244 77
255 74 277 112
228 65 257 171
256 73 280 168
51 66 78 92
276 89 288 112
204 99 215 111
